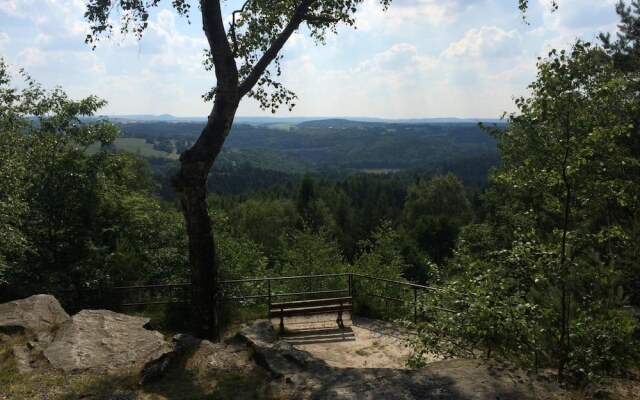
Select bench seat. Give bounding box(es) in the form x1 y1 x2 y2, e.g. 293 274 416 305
269 296 352 330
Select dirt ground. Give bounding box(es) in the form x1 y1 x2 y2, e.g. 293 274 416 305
3 312 638 400
258 315 567 399
266 314 640 400
271 314 436 369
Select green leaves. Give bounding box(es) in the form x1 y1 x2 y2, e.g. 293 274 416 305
411 37 640 383
0 59 190 298
85 0 190 48
402 173 473 264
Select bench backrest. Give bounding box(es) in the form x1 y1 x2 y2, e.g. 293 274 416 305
270 296 352 311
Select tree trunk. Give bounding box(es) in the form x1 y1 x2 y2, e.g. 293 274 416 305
171 102 238 341
176 180 220 340
557 117 573 382
169 0 308 340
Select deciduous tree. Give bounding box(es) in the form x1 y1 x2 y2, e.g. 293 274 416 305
412 41 640 383
83 0 550 340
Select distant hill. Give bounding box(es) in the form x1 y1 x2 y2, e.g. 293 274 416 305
112 119 501 177
102 114 502 125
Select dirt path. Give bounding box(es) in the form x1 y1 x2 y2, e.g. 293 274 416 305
273 314 438 369
240 317 568 399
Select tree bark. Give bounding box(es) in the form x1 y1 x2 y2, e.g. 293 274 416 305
169 0 312 341
171 106 238 340
164 0 239 342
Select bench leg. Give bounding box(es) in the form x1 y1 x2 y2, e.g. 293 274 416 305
279 315 285 332
337 310 344 329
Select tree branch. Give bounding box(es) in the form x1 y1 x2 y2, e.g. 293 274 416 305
303 13 340 26
238 0 315 98
201 0 238 95
230 0 251 56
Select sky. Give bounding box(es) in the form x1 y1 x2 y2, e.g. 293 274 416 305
0 0 622 119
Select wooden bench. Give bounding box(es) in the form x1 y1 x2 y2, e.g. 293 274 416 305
269 296 353 331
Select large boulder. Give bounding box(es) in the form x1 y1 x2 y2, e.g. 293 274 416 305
44 309 172 373
0 294 70 335
237 320 327 378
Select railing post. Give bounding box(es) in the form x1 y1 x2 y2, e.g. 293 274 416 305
413 287 418 323
348 273 353 297
267 279 271 317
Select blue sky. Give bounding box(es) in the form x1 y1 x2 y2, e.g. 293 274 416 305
0 0 621 119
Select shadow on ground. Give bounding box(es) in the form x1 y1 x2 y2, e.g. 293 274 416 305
281 326 356 345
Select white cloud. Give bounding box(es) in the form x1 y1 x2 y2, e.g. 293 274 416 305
16 47 47 67
0 0 626 119
536 0 618 52
0 32 9 51
443 26 524 59
0 0 34 17
283 33 309 52
356 0 481 33
35 34 52 46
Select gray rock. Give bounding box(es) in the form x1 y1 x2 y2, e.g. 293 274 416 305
139 334 203 385
44 309 171 373
236 320 277 347
0 294 70 335
237 320 327 378
12 345 33 374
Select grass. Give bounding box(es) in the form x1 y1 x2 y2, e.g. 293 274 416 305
267 123 295 131
0 328 280 400
360 168 401 174
86 138 180 160
0 335 140 400
355 349 370 357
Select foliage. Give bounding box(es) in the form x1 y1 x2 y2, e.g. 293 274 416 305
403 173 473 264
211 209 268 281
410 40 640 384
599 0 640 72
275 226 347 296
279 226 346 277
0 59 187 300
352 222 411 318
353 221 407 280
229 198 298 265
567 308 639 382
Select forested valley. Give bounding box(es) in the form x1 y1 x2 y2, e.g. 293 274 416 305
2 1 640 390
2 89 495 299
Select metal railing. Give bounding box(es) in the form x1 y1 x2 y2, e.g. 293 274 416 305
60 273 457 322
351 274 457 322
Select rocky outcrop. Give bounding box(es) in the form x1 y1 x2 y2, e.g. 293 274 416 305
44 309 172 373
0 294 70 335
139 333 203 385
237 320 328 378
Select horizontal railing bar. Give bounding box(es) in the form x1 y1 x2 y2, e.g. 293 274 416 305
221 277 268 284
223 273 350 284
272 289 349 298
365 293 408 304
68 274 452 295
60 273 464 316
430 306 458 314
119 300 187 306
74 283 189 291
351 273 445 292
222 294 269 301
265 273 351 282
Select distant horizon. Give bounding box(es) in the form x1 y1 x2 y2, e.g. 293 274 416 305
104 114 504 123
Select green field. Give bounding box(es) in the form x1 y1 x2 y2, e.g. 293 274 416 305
88 138 179 160
266 123 295 131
